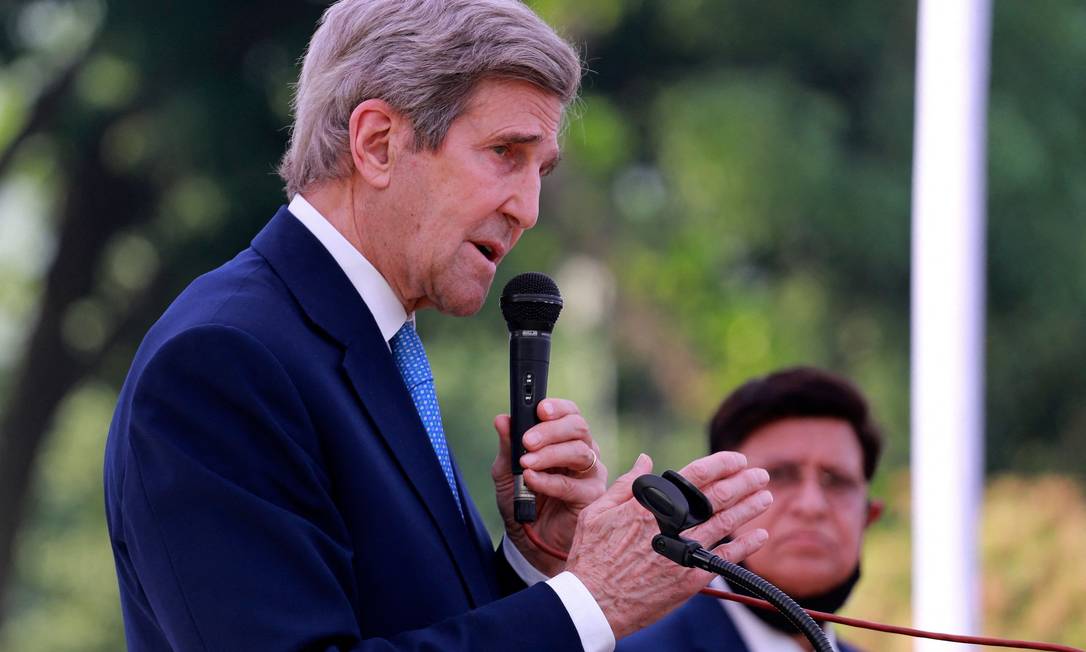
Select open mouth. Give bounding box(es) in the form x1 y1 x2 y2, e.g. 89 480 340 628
473 242 498 262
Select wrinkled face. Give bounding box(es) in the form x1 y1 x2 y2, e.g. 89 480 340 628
384 78 562 316
733 417 874 597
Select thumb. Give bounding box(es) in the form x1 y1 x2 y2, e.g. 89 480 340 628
592 453 653 512
492 414 512 476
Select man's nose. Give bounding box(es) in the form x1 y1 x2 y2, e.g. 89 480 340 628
501 171 541 230
790 478 831 516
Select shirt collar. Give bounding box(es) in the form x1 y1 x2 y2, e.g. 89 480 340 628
288 193 411 344
711 576 840 652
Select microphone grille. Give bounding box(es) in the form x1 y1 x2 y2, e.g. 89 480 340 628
503 271 559 297
500 272 563 331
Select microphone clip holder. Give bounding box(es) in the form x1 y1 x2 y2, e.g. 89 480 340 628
650 534 704 568
633 470 714 567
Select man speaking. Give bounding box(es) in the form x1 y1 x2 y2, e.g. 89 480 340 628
103 1 773 650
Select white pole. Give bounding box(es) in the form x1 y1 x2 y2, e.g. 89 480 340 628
910 0 991 650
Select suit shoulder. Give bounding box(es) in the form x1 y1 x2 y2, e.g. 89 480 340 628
174 248 300 332
141 248 316 359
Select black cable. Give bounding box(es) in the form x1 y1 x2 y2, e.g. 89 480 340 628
691 548 834 652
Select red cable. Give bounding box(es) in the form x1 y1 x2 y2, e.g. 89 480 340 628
520 523 1084 652
698 587 1083 652
522 521 571 560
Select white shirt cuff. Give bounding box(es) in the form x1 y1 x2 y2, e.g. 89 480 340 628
501 538 615 652
546 571 616 652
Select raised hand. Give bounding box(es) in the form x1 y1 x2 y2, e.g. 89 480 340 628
565 452 772 639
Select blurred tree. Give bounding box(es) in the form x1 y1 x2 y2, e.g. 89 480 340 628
0 0 325 636
535 0 917 474
986 0 1086 477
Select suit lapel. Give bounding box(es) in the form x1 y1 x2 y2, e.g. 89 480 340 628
452 457 502 599
342 346 495 607
252 206 495 607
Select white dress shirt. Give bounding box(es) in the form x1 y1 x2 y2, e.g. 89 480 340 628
712 576 840 651
288 194 615 652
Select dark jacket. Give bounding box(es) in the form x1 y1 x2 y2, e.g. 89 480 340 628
619 593 862 652
104 207 581 651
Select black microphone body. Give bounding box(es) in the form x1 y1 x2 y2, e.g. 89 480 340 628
500 272 563 523
508 330 551 522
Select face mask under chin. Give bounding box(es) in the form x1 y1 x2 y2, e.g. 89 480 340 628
728 562 862 635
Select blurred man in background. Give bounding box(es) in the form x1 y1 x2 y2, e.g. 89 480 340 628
620 367 884 652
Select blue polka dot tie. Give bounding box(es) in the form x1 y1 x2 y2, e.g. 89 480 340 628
390 322 463 518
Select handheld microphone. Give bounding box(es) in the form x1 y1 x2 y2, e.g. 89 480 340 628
499 272 563 523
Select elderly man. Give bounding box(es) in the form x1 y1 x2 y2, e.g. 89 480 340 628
620 367 884 651
103 1 773 651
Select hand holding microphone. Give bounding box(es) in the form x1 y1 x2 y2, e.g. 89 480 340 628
491 273 606 574
500 272 562 522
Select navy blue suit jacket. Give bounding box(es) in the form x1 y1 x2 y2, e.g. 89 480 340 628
618 593 861 652
103 207 582 651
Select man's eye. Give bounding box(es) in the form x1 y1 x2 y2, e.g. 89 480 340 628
822 471 861 492
767 466 800 485
492 145 510 157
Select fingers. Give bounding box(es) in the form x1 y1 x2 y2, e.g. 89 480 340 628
700 467 770 512
688 488 773 546
522 401 593 451
666 451 771 551
678 451 749 488
711 527 769 565
494 413 511 440
588 453 653 512
490 414 512 481
517 398 601 479
675 451 770 513
536 398 580 421
524 467 605 505
520 440 598 474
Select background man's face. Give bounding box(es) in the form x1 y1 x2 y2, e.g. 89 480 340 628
383 78 562 316
732 417 874 597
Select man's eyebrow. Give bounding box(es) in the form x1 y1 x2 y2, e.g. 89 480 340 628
492 131 543 144
761 459 860 477
762 460 800 471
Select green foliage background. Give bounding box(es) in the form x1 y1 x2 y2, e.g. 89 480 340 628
0 0 1084 649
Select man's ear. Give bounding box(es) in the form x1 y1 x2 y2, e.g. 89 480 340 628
348 99 407 189
864 498 884 528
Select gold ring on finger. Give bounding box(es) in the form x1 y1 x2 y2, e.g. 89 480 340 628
575 450 598 476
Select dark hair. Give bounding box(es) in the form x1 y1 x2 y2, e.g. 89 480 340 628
708 367 884 480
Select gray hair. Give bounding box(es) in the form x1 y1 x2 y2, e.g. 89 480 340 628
278 0 583 198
